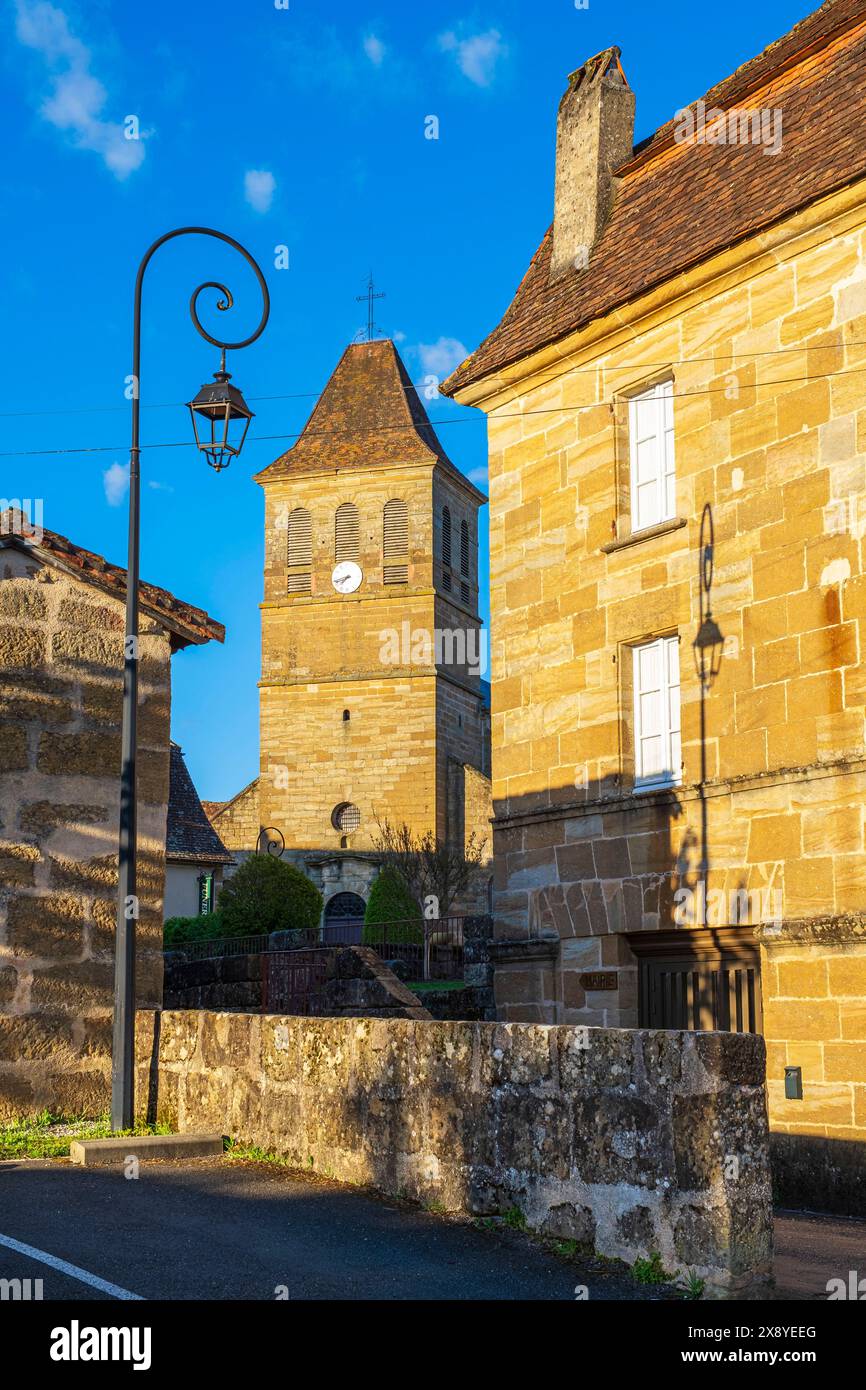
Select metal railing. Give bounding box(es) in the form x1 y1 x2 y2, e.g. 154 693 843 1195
164 932 271 961
165 916 470 982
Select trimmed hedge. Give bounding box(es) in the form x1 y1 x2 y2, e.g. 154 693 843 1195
362 867 422 944
217 854 323 938
163 912 224 947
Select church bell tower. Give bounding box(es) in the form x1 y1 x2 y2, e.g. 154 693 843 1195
254 338 488 853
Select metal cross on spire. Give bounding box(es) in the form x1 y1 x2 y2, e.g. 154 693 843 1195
356 271 386 342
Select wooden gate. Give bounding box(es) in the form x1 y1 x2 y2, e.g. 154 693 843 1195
629 927 762 1034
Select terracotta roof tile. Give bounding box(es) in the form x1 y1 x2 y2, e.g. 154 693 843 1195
443 0 866 396
0 509 224 649
256 339 485 499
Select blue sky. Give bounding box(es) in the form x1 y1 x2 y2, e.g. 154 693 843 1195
1 0 813 800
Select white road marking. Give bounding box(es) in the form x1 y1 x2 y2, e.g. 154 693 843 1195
0 1232 144 1300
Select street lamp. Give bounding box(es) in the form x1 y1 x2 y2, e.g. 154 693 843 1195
112 227 270 1130
187 356 255 471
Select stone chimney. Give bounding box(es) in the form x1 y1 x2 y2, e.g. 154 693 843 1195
550 47 635 282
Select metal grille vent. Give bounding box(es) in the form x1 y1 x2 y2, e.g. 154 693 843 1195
332 802 361 833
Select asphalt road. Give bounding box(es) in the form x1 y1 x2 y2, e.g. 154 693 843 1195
774 1209 866 1300
0 1157 671 1302
2 1158 860 1301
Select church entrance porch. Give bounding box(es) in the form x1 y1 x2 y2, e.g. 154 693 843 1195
322 890 367 943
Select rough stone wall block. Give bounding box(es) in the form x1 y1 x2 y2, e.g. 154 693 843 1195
136 1010 773 1298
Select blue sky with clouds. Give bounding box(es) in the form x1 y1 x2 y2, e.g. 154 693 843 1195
1 0 813 799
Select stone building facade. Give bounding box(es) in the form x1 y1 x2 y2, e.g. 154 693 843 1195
211 339 493 921
203 778 260 853
0 513 222 1118
443 1 866 1205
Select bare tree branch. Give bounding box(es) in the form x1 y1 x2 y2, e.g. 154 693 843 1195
371 818 487 918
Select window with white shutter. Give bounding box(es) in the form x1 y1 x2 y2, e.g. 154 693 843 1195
633 635 681 790
628 379 676 533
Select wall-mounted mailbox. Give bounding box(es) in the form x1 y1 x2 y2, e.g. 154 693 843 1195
785 1066 803 1100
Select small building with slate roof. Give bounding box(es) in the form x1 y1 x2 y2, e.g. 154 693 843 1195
165 742 234 920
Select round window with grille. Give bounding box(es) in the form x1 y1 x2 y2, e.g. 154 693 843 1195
331 802 361 834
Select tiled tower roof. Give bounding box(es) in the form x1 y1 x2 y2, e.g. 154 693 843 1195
255 339 484 500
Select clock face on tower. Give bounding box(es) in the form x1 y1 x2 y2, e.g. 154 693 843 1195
332 561 363 594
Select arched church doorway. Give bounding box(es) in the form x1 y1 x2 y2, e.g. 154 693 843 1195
322 891 366 944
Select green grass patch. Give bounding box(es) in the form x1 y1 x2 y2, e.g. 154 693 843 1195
678 1270 705 1300
632 1251 674 1286
408 980 466 993
0 1110 171 1161
501 1205 528 1232
223 1139 293 1167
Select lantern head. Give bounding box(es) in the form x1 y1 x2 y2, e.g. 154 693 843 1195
187 363 254 471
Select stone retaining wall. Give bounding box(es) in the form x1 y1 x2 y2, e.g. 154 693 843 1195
164 945 430 1020
412 985 496 1021
136 1011 773 1298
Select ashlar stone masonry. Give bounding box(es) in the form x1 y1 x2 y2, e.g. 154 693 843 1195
136 1010 774 1299
0 516 222 1118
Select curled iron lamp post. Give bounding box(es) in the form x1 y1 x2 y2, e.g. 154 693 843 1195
112 228 269 1130
692 504 724 930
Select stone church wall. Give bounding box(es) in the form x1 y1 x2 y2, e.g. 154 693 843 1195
209 778 260 853
260 675 438 851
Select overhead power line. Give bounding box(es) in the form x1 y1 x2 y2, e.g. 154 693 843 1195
0 362 863 460
0 337 861 424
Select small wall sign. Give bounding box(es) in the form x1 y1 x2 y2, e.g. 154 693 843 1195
579 971 618 992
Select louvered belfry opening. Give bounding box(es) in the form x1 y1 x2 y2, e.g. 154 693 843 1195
383 497 409 584
460 518 470 604
442 505 452 591
335 502 360 563
286 506 312 594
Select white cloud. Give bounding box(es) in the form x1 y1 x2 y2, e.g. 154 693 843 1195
281 26 412 96
467 467 489 488
417 337 468 378
14 1 146 179
363 33 386 67
103 462 129 507
244 168 276 214
148 480 174 494
437 28 506 87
